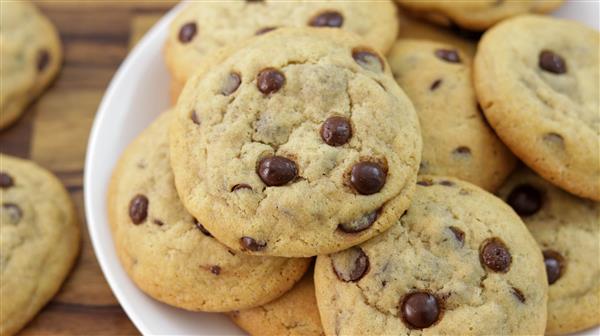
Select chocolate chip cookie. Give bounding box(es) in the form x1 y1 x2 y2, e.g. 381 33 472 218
165 0 399 99
498 167 600 335
108 111 310 312
314 176 548 335
0 1 62 130
388 40 516 191
1 154 79 336
396 0 563 31
474 15 600 201
170 28 422 257
229 267 324 336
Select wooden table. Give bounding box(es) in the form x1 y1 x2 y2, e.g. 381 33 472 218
1 2 177 334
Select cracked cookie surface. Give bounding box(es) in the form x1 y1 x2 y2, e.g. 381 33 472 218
388 39 515 191
108 111 310 312
396 0 563 31
165 0 398 97
228 267 324 336
0 154 79 336
474 15 600 201
0 1 62 129
314 176 547 335
498 167 600 335
170 28 421 257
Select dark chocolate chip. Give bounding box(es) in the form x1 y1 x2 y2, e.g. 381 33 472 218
152 219 164 226
129 194 148 224
37 50 50 71
255 26 277 35
439 180 454 187
321 116 352 146
210 265 221 275
352 48 384 72
240 236 267 251
338 209 379 233
0 172 14 188
331 247 369 282
430 79 442 91
453 146 471 155
193 218 212 237
178 22 197 43
308 10 344 28
221 72 241 96
539 50 567 74
231 183 252 192
543 250 564 285
191 110 200 125
2 203 22 224
417 179 434 187
257 68 285 94
435 49 461 63
257 156 297 186
511 287 526 303
350 161 386 195
480 238 512 273
448 226 465 246
507 184 543 217
400 291 441 329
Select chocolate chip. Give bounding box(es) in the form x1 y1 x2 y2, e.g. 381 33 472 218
178 22 197 43
350 161 386 195
352 48 384 72
511 287 526 303
308 10 344 28
448 226 465 246
435 49 461 63
543 250 564 285
240 236 266 251
0 172 14 188
480 238 512 273
331 247 369 282
2 203 22 224
231 183 252 192
152 219 164 226
417 179 434 187
439 180 454 187
191 110 200 125
430 79 442 91
321 116 352 146
37 50 50 71
257 156 297 186
453 146 471 156
221 72 241 96
400 291 441 329
210 265 221 275
539 50 567 74
129 194 148 224
193 218 212 237
543 132 564 148
507 184 542 217
338 209 379 233
255 26 277 35
257 68 285 94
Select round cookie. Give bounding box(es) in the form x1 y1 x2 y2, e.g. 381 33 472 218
0 1 62 130
108 111 310 312
315 176 548 335
396 0 563 31
0 154 79 336
474 15 600 201
228 267 324 336
170 28 422 257
165 0 399 98
388 39 516 191
497 167 600 335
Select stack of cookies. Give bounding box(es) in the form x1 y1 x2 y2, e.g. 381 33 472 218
108 1 599 335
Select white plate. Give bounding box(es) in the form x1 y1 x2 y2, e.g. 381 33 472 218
84 2 600 335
